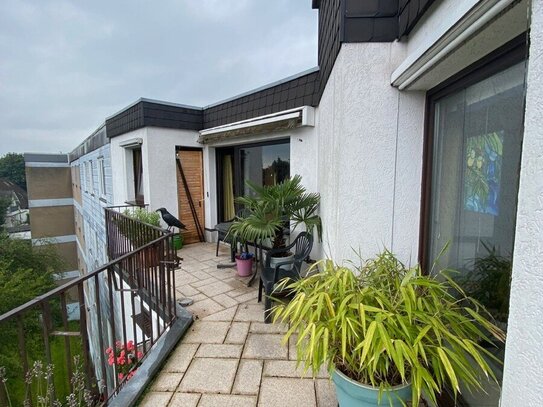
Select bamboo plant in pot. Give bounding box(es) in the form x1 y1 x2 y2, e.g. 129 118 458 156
273 250 505 407
228 175 322 266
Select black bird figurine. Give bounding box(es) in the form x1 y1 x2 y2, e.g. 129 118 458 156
156 208 187 232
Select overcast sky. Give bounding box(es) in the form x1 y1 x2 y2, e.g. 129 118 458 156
0 1 317 156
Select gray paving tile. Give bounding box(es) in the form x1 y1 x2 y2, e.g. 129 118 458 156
138 392 172 407
186 297 224 319
234 303 265 322
151 372 183 391
214 293 239 308
197 280 233 297
242 334 288 360
195 344 243 358
198 394 257 407
192 277 219 288
263 360 329 379
250 321 289 334
315 379 337 407
258 378 317 407
232 359 263 395
168 393 200 407
182 321 230 344
235 291 259 304
225 322 250 344
162 343 199 373
178 358 238 393
202 306 237 321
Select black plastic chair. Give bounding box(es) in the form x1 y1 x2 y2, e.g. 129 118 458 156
258 232 313 323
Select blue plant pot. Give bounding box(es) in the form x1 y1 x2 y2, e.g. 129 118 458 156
332 369 412 407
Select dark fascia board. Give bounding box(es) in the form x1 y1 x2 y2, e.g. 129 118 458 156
105 99 204 139
203 67 319 109
398 0 437 38
312 0 320 9
24 153 68 163
104 97 202 121
68 124 107 163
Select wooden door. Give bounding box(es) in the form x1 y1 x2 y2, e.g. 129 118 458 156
176 149 205 244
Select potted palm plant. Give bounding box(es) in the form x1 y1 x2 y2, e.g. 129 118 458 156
273 250 505 407
228 175 322 267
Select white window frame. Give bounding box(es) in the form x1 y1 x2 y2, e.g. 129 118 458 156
97 157 106 199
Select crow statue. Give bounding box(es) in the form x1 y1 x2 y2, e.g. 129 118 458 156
156 208 187 232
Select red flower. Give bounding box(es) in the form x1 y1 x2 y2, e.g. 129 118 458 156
126 340 135 351
118 372 124 380
137 351 143 359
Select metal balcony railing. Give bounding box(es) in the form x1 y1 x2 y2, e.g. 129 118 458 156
0 207 177 405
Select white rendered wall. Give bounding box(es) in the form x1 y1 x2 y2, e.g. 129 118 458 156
501 1 543 405
110 128 147 206
144 127 200 219
315 43 425 264
110 127 201 230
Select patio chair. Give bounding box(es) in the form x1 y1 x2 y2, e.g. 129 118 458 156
214 209 250 259
258 232 313 323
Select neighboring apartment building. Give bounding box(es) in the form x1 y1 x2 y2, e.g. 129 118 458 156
26 0 542 404
0 178 29 229
25 153 79 283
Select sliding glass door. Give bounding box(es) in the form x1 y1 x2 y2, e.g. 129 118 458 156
216 139 290 222
425 43 526 406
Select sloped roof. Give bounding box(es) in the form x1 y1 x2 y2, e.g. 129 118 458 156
0 178 28 209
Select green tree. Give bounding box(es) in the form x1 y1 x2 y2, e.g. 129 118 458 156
0 197 10 226
0 233 63 403
0 153 26 190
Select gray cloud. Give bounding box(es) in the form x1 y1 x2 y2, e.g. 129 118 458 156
0 0 317 155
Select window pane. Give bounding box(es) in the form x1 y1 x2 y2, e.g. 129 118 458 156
428 61 525 406
240 143 290 196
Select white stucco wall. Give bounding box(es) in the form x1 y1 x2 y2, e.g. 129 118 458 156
315 43 425 264
110 128 147 206
109 127 201 230
501 1 543 405
144 127 201 217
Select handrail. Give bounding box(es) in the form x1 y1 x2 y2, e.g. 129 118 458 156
0 207 179 405
0 232 172 324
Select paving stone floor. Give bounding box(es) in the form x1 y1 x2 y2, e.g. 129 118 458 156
139 242 337 407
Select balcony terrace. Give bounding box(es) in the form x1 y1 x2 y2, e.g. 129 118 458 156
0 209 337 406
137 242 337 407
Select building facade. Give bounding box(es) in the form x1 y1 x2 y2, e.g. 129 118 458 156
26 0 543 404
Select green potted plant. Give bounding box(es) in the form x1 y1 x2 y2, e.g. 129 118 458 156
462 242 511 324
273 250 505 407
228 175 322 267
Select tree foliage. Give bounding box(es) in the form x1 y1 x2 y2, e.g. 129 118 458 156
0 197 10 226
0 153 26 190
0 233 63 391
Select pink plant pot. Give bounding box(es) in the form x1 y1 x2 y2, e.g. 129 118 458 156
235 257 253 277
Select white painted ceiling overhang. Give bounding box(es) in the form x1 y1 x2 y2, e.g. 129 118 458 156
391 0 526 91
198 106 315 144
